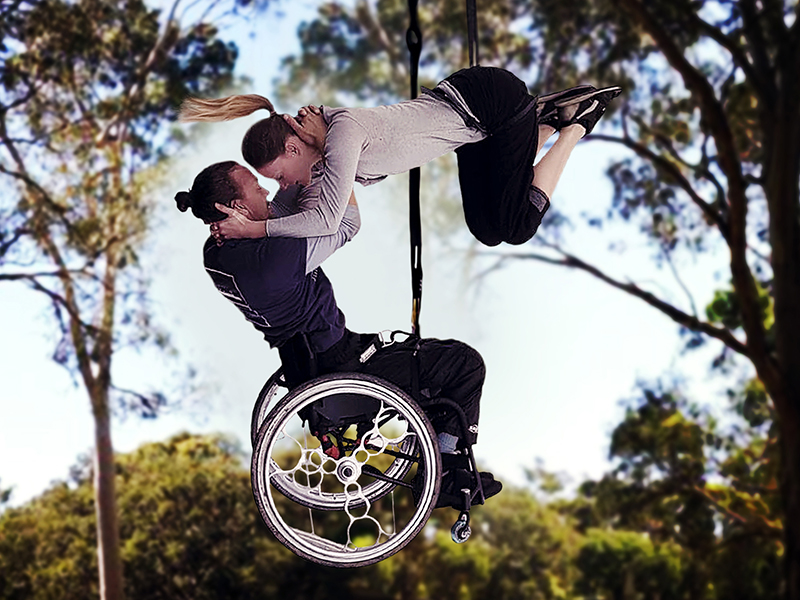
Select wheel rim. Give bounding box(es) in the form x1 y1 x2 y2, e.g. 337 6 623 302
252 376 440 568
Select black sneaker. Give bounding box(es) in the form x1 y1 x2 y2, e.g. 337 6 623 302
537 85 595 129
557 86 621 135
479 471 503 501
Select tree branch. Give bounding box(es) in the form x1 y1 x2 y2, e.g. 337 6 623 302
662 245 698 318
97 0 182 145
689 13 764 94
617 0 778 394
694 484 783 532
481 247 750 358
588 133 730 240
739 0 778 111
0 228 30 258
8 273 98 336
25 195 98 392
355 0 404 83
0 268 88 281
110 384 166 418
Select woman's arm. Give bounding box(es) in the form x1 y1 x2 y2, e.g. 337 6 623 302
265 114 368 238
212 111 367 241
304 191 360 273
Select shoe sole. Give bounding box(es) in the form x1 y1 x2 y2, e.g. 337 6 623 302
554 86 621 108
538 85 595 105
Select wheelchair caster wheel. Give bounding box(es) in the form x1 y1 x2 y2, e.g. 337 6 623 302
450 512 471 544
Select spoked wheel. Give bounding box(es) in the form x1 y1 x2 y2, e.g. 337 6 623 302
251 373 441 567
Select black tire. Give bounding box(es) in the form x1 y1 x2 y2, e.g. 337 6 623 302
250 369 286 447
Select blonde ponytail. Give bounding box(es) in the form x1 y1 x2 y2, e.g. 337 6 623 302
178 94 276 123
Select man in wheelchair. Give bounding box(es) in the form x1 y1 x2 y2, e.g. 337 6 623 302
175 161 502 508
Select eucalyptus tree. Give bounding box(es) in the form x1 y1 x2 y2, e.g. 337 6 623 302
0 0 266 597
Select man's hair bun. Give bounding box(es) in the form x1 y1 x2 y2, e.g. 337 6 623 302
175 191 192 212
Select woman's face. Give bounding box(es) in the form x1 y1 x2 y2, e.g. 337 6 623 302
257 136 317 190
230 165 271 220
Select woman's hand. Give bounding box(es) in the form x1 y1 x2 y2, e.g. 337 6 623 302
283 105 326 152
210 203 265 244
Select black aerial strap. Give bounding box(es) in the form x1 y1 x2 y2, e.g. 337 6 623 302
405 0 478 336
406 0 423 336
465 0 479 67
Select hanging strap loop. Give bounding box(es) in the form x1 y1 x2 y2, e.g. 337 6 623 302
465 0 479 66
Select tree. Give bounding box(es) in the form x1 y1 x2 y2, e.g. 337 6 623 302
0 0 256 597
0 432 582 600
271 1 800 595
575 528 684 600
576 383 783 599
0 434 288 600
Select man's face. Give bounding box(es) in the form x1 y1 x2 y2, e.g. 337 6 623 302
230 165 271 220
257 136 316 190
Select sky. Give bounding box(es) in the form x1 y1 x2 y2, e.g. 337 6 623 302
0 0 735 507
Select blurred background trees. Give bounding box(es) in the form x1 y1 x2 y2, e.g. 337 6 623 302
0 416 783 599
0 0 262 596
272 0 799 595
2 0 796 597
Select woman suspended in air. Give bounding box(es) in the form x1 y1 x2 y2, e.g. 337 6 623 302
180 66 620 248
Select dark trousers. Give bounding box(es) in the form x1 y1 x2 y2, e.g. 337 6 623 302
315 332 485 447
435 66 549 246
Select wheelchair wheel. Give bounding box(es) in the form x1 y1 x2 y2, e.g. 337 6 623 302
252 370 418 512
251 373 441 568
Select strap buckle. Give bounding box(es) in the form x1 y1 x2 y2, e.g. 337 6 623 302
360 330 412 365
379 330 414 347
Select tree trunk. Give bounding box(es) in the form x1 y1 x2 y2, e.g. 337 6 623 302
780 410 800 600
764 61 800 600
93 395 124 600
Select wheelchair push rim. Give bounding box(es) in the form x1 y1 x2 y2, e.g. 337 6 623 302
251 373 441 568
252 370 418 511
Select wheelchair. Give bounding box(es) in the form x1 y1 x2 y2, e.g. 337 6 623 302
250 368 487 568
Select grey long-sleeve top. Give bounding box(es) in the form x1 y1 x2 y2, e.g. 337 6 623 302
264 93 485 238
269 185 361 273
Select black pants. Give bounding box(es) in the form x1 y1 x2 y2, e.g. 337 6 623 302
428 66 550 246
315 332 485 447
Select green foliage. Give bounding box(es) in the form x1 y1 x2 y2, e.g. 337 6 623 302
0 399 784 599
0 481 10 509
575 383 783 599
0 434 585 600
0 0 242 410
0 434 282 600
575 528 683 600
0 474 99 600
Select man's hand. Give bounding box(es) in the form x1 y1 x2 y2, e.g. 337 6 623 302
283 105 326 152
